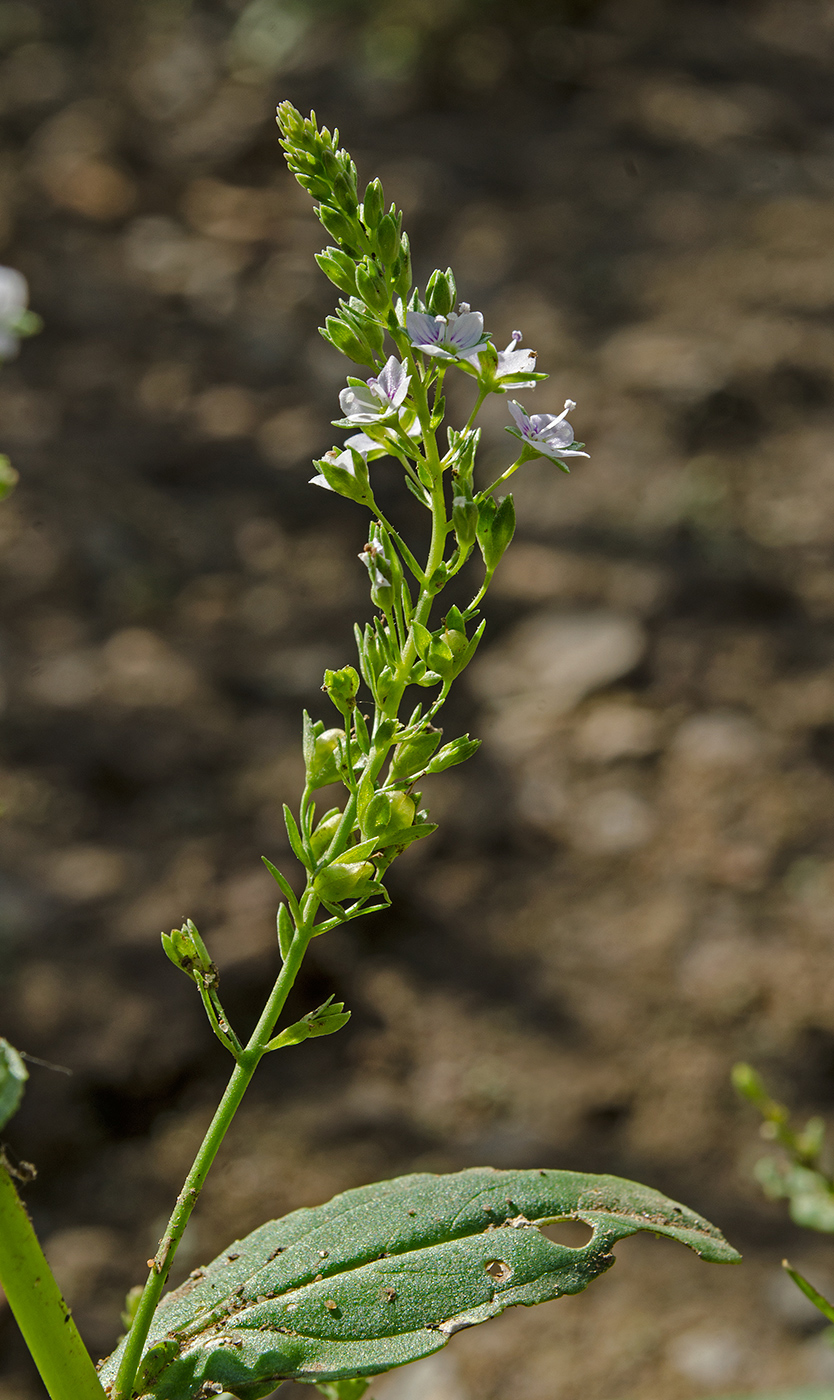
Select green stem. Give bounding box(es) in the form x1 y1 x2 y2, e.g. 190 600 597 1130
0 1160 107 1400
111 930 312 1400
463 386 488 433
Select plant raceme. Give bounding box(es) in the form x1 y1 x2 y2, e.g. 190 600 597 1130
0 109 740 1400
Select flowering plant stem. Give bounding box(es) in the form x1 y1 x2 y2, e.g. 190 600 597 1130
111 929 312 1400
0 107 592 1400
0 1159 107 1400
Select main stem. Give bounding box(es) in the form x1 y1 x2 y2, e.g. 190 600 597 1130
0 1160 107 1400
111 930 312 1400
113 354 450 1400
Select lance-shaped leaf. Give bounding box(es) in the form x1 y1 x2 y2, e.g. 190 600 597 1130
99 1166 739 1400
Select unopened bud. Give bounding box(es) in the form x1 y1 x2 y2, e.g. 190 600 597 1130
452 495 478 548
161 919 216 984
426 267 456 317
361 178 384 230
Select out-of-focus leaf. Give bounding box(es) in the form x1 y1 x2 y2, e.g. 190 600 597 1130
0 1039 28 1130
99 1166 739 1400
754 1158 834 1232
0 456 18 501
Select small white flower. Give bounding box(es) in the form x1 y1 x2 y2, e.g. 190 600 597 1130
406 304 488 362
310 445 368 493
338 356 410 424
0 266 30 361
476 330 539 390
506 399 589 465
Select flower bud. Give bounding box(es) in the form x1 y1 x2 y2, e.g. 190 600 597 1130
315 248 358 296
323 665 360 716
340 300 385 358
359 539 394 611
452 495 478 549
161 919 216 984
331 170 358 215
442 606 469 658
389 727 442 780
425 734 481 774
320 317 378 371
318 204 359 252
360 790 415 841
313 856 376 903
361 178 384 230
355 259 389 315
375 211 400 264
476 493 516 572
392 233 412 300
268 994 351 1049
307 727 346 788
426 267 456 317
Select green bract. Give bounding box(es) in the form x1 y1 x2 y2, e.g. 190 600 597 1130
99 1166 739 1399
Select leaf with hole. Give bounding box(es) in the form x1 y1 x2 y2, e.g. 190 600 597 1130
99 1166 739 1399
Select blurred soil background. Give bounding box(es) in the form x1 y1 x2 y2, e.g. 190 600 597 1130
5 0 834 1396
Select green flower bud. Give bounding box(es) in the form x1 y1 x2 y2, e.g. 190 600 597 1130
315 247 358 296
356 257 389 315
307 727 346 788
320 317 378 371
361 178 384 230
442 605 469 658
426 267 456 317
332 170 358 215
267 995 351 1050
310 809 343 860
392 232 412 300
452 495 478 549
161 919 216 984
361 790 415 841
324 665 360 716
376 211 400 264
425 734 481 774
317 204 359 251
476 493 516 572
313 856 376 903
389 727 443 780
340 300 386 358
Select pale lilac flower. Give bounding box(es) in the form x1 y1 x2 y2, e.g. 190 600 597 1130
475 330 539 390
406 303 488 362
507 399 589 464
338 356 410 424
0 266 29 360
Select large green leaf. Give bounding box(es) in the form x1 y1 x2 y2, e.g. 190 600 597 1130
0 1038 27 1131
100 1167 738 1400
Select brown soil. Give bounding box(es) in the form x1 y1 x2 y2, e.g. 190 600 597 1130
3 1 834 1396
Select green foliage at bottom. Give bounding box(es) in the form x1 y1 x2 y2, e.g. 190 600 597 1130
99 1166 738 1400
